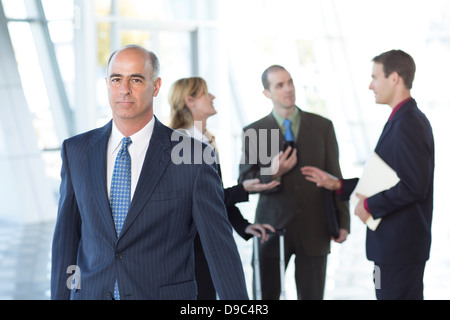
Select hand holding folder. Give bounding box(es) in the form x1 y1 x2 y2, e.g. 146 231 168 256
350 152 400 231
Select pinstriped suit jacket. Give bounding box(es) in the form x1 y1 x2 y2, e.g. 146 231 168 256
51 117 248 300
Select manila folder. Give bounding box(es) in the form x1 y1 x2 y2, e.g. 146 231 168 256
350 152 400 231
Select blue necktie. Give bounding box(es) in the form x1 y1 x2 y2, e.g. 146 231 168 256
283 119 295 142
110 137 132 300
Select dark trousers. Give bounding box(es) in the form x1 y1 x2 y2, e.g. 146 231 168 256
253 231 327 300
374 262 426 300
194 235 217 300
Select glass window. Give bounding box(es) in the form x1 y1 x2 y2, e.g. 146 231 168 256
42 0 74 20
1 0 29 19
7 22 56 148
2 0 74 181
94 0 203 124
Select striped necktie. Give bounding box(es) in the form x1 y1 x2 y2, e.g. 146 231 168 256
110 137 132 300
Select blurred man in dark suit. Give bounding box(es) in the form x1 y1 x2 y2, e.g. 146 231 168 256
239 65 350 300
302 50 435 300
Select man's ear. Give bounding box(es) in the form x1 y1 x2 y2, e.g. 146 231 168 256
389 71 400 85
263 89 271 99
153 77 162 97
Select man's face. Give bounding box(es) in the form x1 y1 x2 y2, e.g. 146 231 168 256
106 48 161 125
369 62 395 105
264 69 296 109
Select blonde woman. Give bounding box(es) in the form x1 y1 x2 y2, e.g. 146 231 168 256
169 77 279 299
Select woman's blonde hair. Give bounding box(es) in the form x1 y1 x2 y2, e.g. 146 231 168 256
168 77 208 129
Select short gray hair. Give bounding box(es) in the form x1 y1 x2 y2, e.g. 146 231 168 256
107 44 160 80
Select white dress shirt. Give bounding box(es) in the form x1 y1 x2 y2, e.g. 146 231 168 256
107 118 155 201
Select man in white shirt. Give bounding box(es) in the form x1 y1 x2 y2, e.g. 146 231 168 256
51 45 249 300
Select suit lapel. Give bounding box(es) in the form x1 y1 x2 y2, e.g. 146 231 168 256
265 113 284 153
120 117 171 238
375 121 394 150
294 108 310 165
375 99 416 150
87 121 116 233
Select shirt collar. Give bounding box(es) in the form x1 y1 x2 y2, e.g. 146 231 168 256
388 97 413 122
110 117 155 154
272 106 300 127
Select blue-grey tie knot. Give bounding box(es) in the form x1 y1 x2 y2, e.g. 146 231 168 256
121 137 132 150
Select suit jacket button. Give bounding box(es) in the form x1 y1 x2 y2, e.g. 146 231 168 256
106 292 113 299
115 253 123 260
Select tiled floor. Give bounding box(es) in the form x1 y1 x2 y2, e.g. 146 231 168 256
0 220 54 300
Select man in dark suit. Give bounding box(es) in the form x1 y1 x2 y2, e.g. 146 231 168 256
302 50 434 300
51 45 248 300
238 65 350 300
